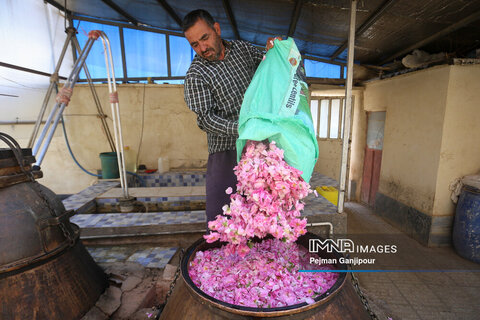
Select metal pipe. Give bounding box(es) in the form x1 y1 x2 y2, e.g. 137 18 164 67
98 32 129 198
155 0 183 27
28 27 76 149
33 38 94 156
0 62 67 80
330 0 397 60
100 0 139 26
119 27 128 83
222 0 241 40
287 0 303 38
338 0 357 213
71 35 116 152
0 120 62 125
306 222 334 238
32 100 61 156
71 14 185 37
166 34 172 78
34 38 96 165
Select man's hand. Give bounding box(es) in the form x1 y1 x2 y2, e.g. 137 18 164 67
266 37 283 51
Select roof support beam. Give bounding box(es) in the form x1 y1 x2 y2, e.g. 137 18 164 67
222 0 240 40
380 9 480 65
72 14 184 37
288 0 304 37
0 62 67 80
330 0 397 60
44 0 73 16
156 0 183 27
100 0 139 26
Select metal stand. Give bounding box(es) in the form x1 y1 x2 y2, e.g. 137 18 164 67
31 30 129 199
28 27 116 152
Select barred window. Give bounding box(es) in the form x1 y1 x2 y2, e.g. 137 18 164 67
310 97 352 140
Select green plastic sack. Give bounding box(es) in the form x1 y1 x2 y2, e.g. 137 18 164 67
236 38 319 182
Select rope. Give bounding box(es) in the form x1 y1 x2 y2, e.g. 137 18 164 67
88 30 102 40
55 87 73 105
109 91 119 104
50 72 59 84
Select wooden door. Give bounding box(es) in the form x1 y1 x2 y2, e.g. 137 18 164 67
361 112 385 206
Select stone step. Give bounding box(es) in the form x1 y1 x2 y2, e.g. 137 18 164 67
71 211 207 239
95 186 206 213
97 186 206 198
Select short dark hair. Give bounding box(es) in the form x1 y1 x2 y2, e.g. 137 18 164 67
182 9 215 33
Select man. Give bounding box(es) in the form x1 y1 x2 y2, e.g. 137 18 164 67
182 9 265 224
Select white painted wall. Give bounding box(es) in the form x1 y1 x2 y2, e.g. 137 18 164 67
434 65 480 216
364 66 449 215
364 64 480 218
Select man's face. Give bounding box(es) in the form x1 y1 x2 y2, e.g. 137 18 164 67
185 19 224 61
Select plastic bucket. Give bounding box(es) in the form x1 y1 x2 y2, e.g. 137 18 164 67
99 152 119 179
453 184 480 263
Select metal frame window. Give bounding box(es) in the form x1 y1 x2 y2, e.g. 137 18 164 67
310 96 352 140
304 59 346 79
73 17 194 84
72 17 345 84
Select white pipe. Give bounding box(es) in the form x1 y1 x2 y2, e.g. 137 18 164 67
338 0 357 214
99 32 129 198
306 222 334 237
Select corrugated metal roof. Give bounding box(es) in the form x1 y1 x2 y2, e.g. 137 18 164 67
46 0 480 73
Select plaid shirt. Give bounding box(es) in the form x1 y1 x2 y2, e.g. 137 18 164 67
184 40 263 154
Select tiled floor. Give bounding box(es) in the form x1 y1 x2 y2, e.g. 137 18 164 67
346 202 480 320
63 181 120 212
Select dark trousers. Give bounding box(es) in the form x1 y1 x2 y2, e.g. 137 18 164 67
206 150 238 225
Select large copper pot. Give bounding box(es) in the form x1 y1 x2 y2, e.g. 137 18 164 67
0 133 106 320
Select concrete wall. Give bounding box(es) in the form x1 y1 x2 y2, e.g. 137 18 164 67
0 84 208 194
364 66 450 215
63 84 207 189
310 85 365 200
434 65 480 216
363 64 480 246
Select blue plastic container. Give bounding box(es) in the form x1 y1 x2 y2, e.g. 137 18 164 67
452 183 480 263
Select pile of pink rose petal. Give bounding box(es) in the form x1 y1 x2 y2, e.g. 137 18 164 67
189 238 338 307
204 140 311 257
188 140 338 307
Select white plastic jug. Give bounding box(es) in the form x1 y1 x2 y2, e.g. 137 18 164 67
158 157 169 173
123 146 136 173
